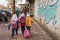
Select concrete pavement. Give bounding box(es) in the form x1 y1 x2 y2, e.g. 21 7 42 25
0 22 53 40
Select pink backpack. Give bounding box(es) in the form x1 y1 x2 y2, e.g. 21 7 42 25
17 18 21 28
10 21 17 29
24 29 30 38
18 18 20 22
20 16 25 23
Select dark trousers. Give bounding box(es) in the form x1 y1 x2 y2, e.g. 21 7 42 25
12 28 18 38
21 26 25 34
8 24 10 30
26 26 31 31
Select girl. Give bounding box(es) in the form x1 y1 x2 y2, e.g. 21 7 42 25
26 13 33 31
20 13 25 34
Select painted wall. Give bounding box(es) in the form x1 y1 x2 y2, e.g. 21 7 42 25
34 0 59 30
34 0 60 40
37 0 58 24
34 0 40 22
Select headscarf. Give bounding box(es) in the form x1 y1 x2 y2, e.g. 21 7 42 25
19 13 25 18
26 13 30 17
11 14 17 21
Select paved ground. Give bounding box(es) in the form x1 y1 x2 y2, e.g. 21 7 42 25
0 21 53 40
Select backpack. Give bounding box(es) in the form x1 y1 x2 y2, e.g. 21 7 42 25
17 18 21 28
10 21 17 29
20 16 25 23
24 29 30 38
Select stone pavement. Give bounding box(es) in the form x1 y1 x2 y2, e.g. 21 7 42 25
0 21 53 40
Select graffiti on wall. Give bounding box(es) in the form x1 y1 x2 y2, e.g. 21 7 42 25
37 0 58 24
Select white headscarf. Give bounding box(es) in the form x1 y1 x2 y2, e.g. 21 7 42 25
19 13 25 18
11 14 17 21
26 13 30 17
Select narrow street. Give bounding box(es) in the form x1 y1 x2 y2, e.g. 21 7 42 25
0 21 53 40
0 0 60 40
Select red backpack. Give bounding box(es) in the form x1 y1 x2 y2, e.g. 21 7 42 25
20 16 25 23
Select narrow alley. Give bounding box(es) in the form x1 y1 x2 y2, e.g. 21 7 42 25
0 21 53 40
0 0 60 40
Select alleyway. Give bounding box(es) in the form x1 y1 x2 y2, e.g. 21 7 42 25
0 21 53 40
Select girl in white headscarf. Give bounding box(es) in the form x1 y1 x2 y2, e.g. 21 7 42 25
20 12 25 34
10 14 18 38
